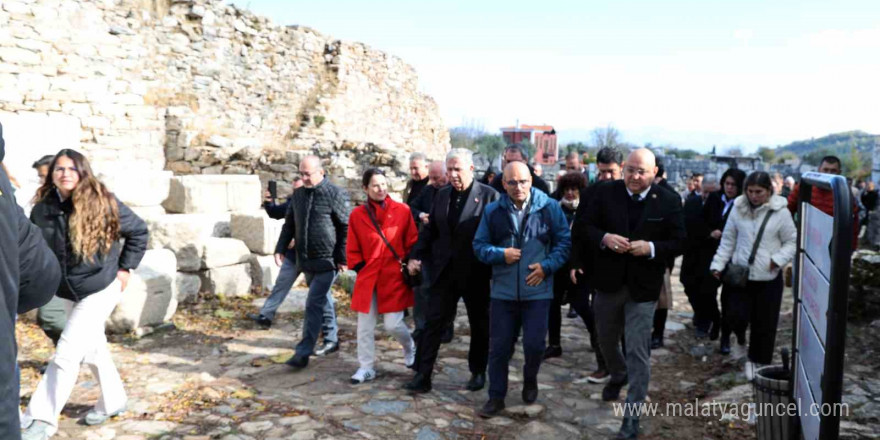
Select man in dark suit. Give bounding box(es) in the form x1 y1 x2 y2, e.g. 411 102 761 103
680 174 713 339
404 148 499 393
489 144 550 195
583 148 686 439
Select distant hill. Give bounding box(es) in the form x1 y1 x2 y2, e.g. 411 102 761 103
777 130 879 156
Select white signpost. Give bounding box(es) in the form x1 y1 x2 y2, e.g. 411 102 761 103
790 172 852 440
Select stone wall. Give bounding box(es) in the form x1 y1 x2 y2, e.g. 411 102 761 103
0 0 450 203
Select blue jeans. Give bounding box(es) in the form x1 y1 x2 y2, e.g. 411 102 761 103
294 270 339 358
260 259 336 343
487 298 551 400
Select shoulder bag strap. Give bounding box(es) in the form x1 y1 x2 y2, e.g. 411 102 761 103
365 205 403 264
747 209 774 266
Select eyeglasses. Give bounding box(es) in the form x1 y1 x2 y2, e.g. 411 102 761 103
53 166 78 175
505 179 530 187
624 167 650 176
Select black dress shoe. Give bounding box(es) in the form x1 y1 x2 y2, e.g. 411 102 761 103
651 336 664 349
285 354 309 369
616 417 640 439
602 376 628 402
403 373 432 393
478 399 505 418
314 341 339 356
247 312 272 329
522 381 538 404
466 373 486 391
736 330 747 346
567 307 578 318
694 328 709 339
440 324 454 344
543 345 562 360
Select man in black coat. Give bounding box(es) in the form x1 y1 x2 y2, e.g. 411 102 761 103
409 160 449 339
0 123 61 440
283 156 351 369
568 146 625 384
403 152 430 206
404 148 499 394
680 174 712 338
583 148 685 439
489 144 550 195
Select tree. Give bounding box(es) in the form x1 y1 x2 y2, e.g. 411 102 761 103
563 142 588 156
591 125 621 149
473 134 506 160
842 146 871 180
520 138 537 161
449 118 486 151
757 146 776 163
776 151 798 164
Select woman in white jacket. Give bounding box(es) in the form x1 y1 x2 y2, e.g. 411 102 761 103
710 171 796 380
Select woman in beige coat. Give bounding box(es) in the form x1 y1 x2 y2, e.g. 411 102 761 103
710 171 796 380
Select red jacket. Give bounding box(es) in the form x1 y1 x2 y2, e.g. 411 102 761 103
346 197 418 314
787 183 859 250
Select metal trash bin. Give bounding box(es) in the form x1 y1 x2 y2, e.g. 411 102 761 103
753 365 792 440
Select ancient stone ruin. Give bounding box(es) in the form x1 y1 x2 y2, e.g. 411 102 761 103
1 0 451 332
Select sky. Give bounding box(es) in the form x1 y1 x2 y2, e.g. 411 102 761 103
232 0 880 152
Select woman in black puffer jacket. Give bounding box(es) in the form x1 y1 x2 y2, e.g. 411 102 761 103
22 149 148 439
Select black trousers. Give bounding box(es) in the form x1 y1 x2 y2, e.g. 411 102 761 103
729 274 784 364
696 275 723 334
548 271 606 370
414 269 490 379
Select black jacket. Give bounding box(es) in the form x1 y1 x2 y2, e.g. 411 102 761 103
30 191 148 302
489 165 550 195
583 180 686 302
680 192 707 287
263 199 290 220
1 128 61 439
414 181 498 287
275 179 351 272
409 183 446 224
404 177 429 206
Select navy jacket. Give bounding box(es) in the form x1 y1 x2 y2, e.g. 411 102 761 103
473 188 571 301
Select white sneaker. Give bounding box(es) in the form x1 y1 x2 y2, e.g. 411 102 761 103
746 403 757 425
404 345 416 369
350 368 376 384
22 420 52 440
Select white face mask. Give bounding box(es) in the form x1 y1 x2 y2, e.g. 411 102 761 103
561 198 579 210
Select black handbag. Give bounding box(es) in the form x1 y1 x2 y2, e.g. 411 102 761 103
722 209 773 288
365 205 422 288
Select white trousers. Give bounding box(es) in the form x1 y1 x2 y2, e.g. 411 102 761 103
24 280 126 434
357 291 414 371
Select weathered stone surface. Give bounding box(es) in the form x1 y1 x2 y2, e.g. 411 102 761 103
146 214 231 270
174 272 201 303
163 175 261 214
230 211 284 255
129 205 166 220
100 170 172 207
249 255 280 292
107 249 177 333
201 237 251 269
199 263 252 297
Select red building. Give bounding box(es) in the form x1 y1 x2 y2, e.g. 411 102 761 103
500 124 558 165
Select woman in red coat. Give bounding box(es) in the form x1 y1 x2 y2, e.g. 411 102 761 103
346 168 419 384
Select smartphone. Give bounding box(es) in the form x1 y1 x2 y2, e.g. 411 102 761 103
268 180 278 200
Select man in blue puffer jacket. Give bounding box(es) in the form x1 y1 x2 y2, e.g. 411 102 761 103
473 162 571 417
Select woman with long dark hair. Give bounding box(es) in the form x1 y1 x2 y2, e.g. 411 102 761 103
22 150 148 440
345 168 418 384
710 171 796 378
698 168 746 353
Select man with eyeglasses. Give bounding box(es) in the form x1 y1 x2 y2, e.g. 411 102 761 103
582 148 685 439
489 144 550 195
472 161 571 416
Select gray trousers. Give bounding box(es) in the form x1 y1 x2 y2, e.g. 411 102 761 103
37 295 68 346
594 287 656 412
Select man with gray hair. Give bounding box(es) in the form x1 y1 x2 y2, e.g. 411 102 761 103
283 156 352 370
404 148 499 394
404 152 430 206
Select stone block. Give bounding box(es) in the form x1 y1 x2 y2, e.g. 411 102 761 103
129 206 166 220
99 170 171 208
199 263 253 297
174 272 201 304
201 237 251 269
248 254 304 292
106 249 177 333
230 211 284 255
162 175 261 214
146 213 231 270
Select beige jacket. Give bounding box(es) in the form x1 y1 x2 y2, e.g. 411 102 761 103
710 194 797 281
